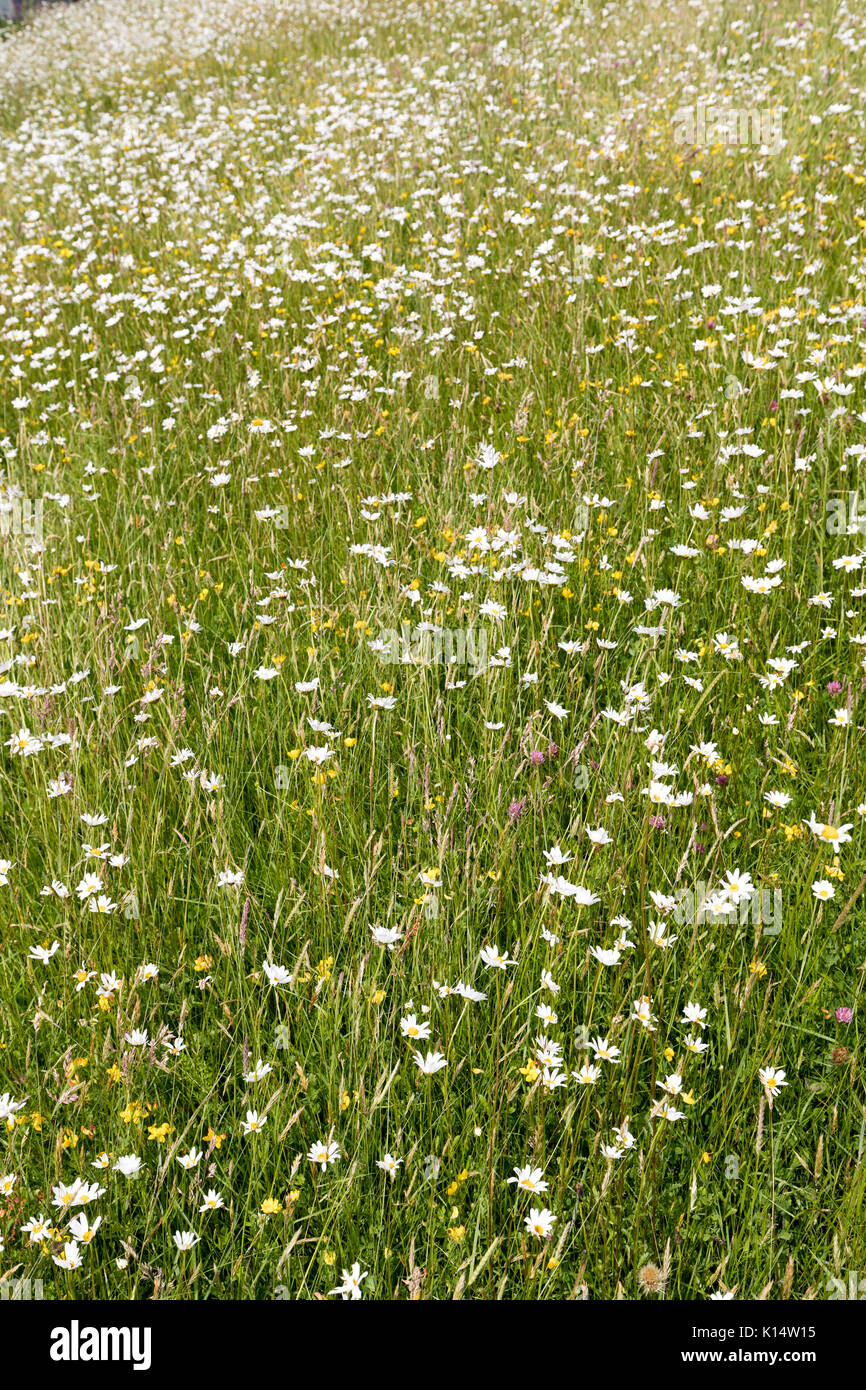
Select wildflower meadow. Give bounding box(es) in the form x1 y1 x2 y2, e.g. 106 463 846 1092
0 0 865 1313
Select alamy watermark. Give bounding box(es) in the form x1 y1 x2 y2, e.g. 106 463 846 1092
0 496 42 544
374 622 488 673
674 100 783 156
674 880 782 935
826 492 866 536
826 1271 866 1300
0 1275 43 1300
